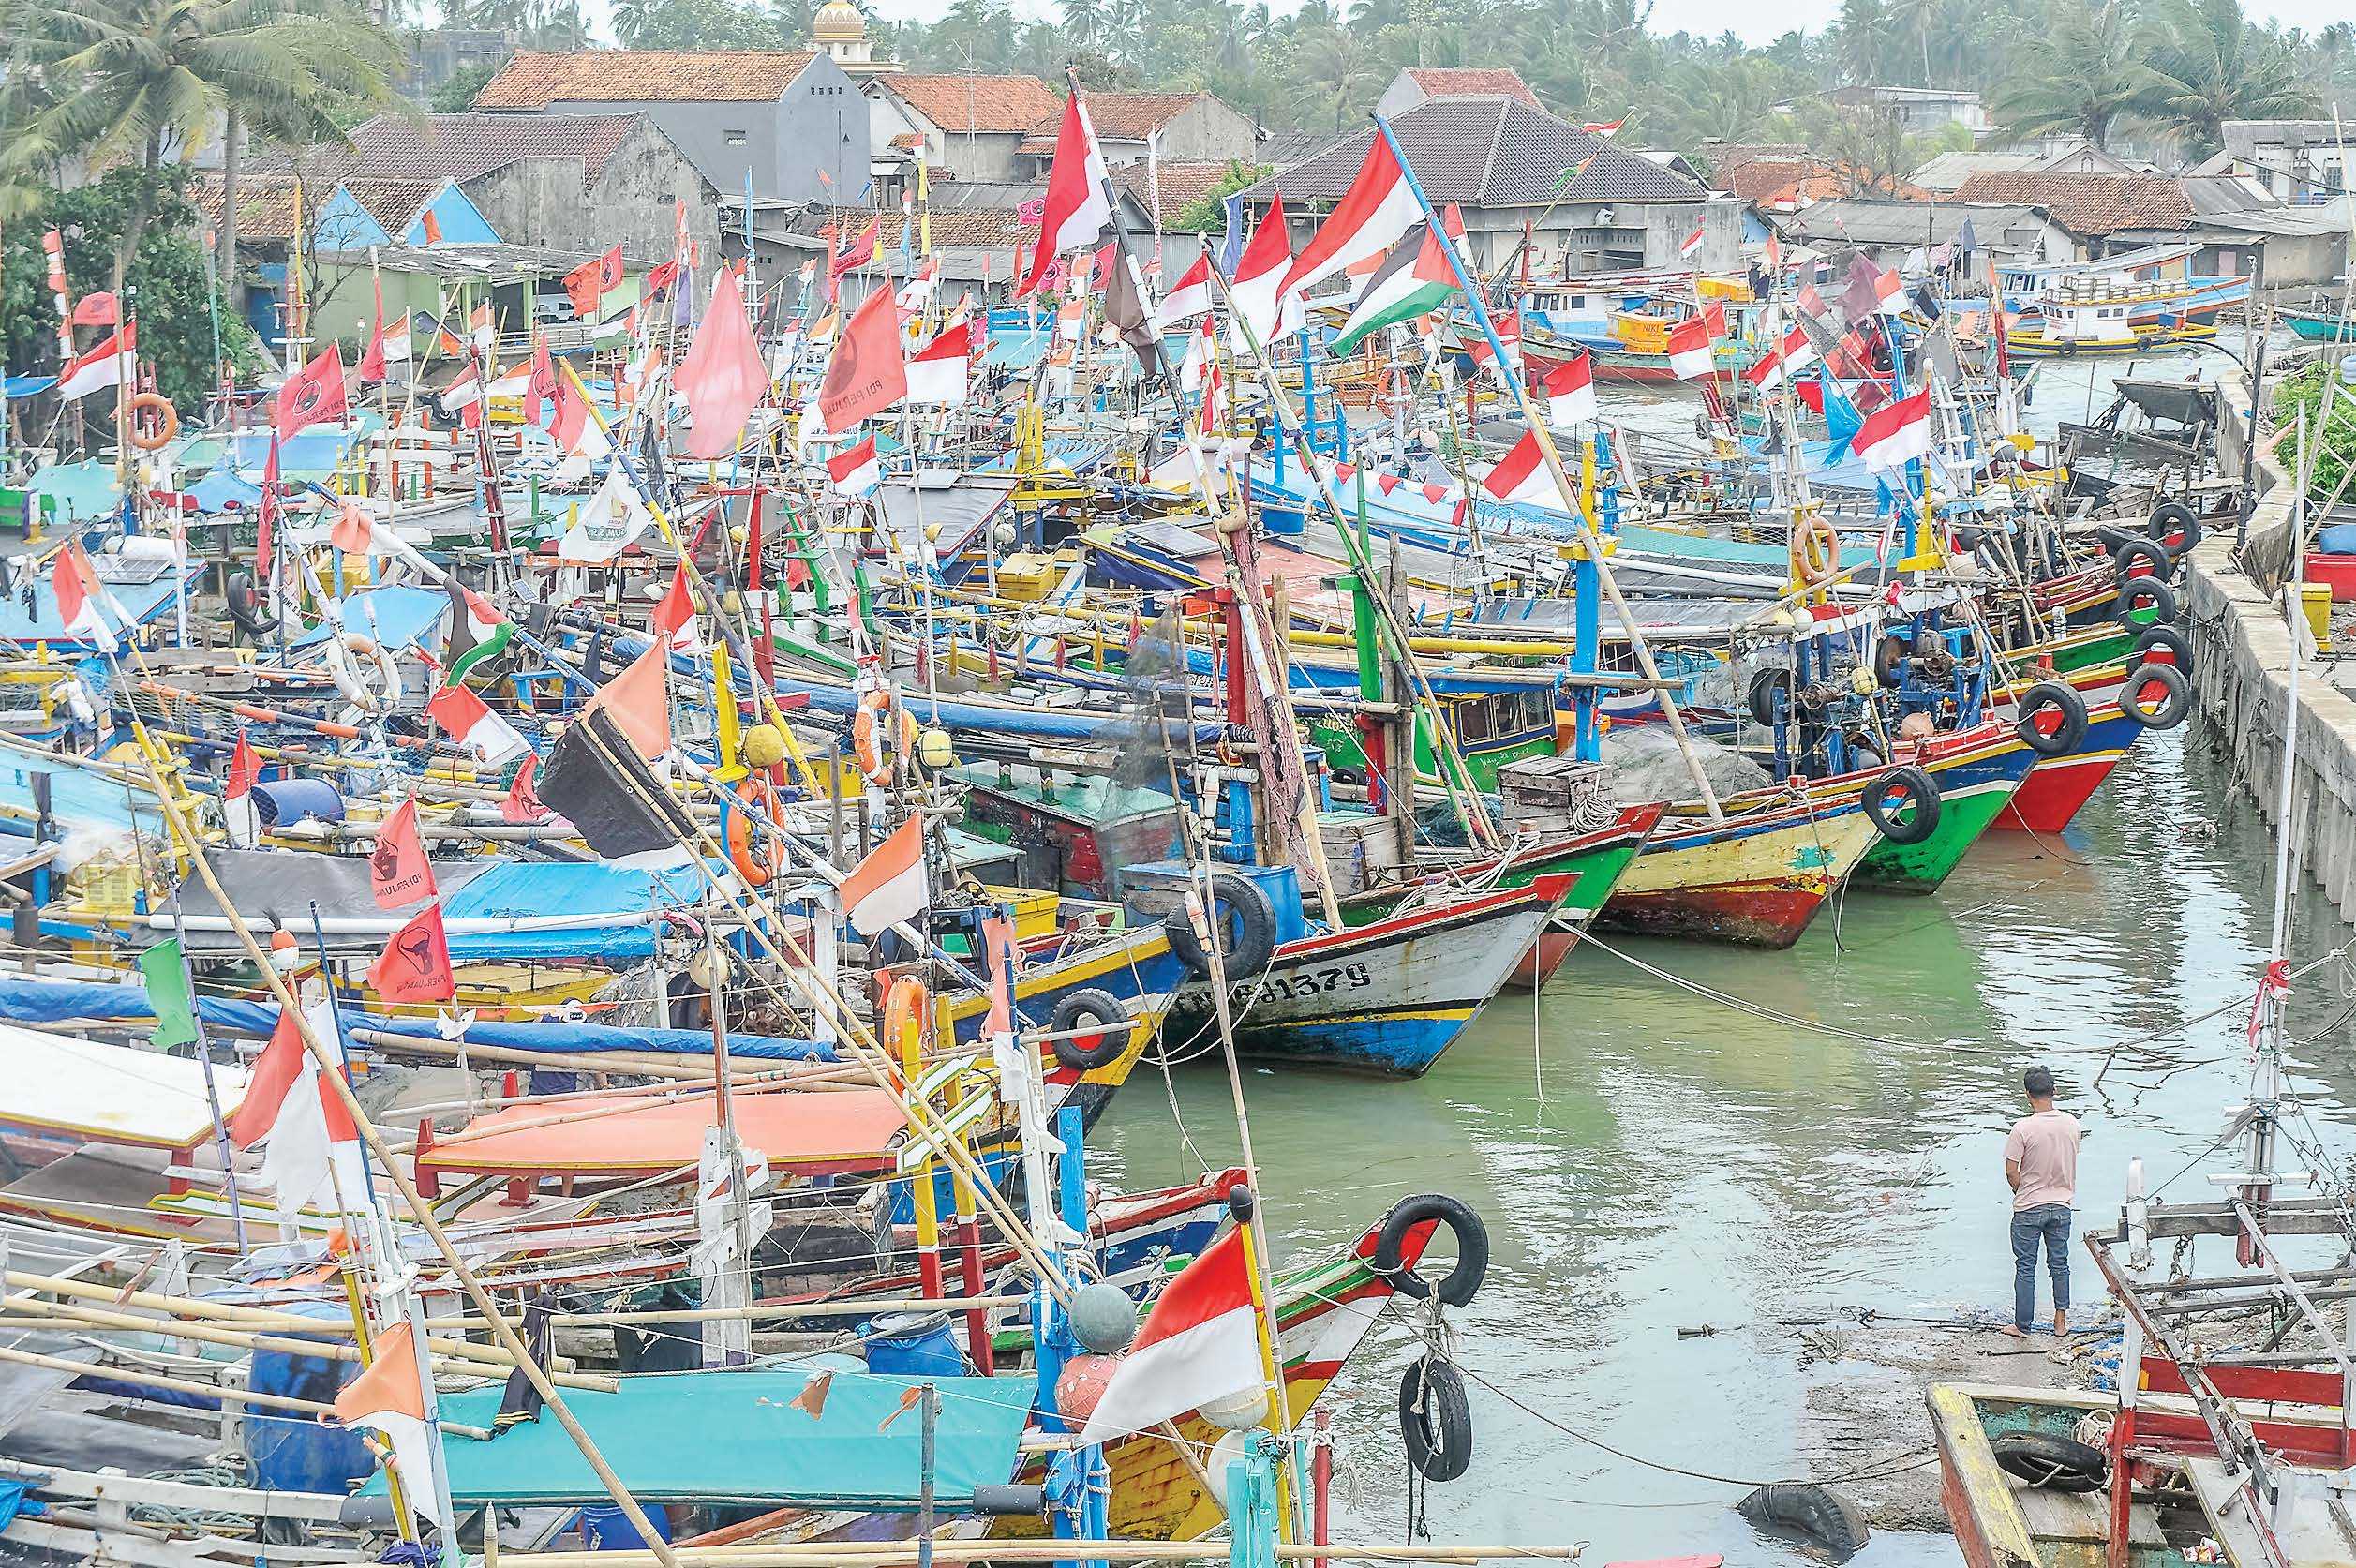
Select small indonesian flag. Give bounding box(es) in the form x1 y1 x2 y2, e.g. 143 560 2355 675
437 366 483 413
1469 311 1521 374
1229 194 1303 352
425 682 529 767
1543 353 1596 428
51 547 112 645
903 319 972 407
1155 252 1214 329
1744 322 1821 393
55 323 135 402
840 814 928 936
1480 429 1565 507
828 436 882 497
1180 316 1215 395
1282 133 1420 297
1869 265 1907 316
231 999 365 1219
1678 222 1706 259
1079 1228 1264 1444
1665 316 1715 381
334 1323 442 1526
1580 117 1625 135
1850 386 1932 471
1016 92 1113 298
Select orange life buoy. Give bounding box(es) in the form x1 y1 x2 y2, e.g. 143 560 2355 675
127 393 178 451
724 774 784 888
881 974 929 1085
1792 515 1841 587
851 687 918 786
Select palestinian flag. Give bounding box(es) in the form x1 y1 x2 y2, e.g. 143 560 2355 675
1330 222 1459 356
445 581 514 682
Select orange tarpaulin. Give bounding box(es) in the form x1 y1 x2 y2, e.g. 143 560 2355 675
417 1085 911 1178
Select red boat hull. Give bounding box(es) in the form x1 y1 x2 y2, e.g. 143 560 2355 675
1599 884 1828 949
1505 920 1581 991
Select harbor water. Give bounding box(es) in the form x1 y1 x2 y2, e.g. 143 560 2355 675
1099 714 2355 1562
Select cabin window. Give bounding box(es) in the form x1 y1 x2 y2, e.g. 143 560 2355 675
725 129 748 146
1524 690 1555 730
1457 699 1492 742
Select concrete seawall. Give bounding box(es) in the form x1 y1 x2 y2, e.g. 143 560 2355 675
2182 369 2356 924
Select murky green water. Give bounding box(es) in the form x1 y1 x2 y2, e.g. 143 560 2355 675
1095 724 2356 1565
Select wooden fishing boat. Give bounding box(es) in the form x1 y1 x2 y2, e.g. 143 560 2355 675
1600 793 1881 948
1164 874 1580 1074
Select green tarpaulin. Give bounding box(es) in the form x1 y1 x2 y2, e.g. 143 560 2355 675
376 1368 1038 1508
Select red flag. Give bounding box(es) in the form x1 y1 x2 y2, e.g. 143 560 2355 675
502 754 549 825
652 563 696 645
370 903 455 1004
677 267 768 460
586 641 672 761
525 335 557 427
831 216 881 281
816 283 907 436
329 500 372 556
645 258 679 298
257 439 280 578
359 276 388 382
70 291 118 328
274 343 348 440
564 245 624 318
226 729 260 801
369 799 437 909
1016 92 1112 298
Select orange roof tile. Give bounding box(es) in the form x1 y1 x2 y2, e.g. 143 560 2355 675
879 73 1060 136
1950 171 2194 235
1404 67 1542 109
1114 159 1249 228
471 49 815 109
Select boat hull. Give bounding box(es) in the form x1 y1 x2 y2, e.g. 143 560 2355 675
1854 741 2039 893
1169 877 1575 1074
1602 803 1880 948
1994 705 2142 833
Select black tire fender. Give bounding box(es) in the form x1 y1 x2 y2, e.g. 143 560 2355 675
1862 765 1941 845
2016 681 2088 758
1990 1431 2108 1493
2121 661 2191 731
1163 870 1278 978
1372 1192 1490 1307
1737 1483 1871 1555
2149 499 2203 554
2134 623 2193 678
1398 1358 1474 1483
2115 574 2179 627
1046 987 1128 1071
1747 665 1794 725
224 570 270 637
2112 536 2175 584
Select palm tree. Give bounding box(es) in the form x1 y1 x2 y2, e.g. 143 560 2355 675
1059 0 1105 53
1884 0 1939 83
1294 22 1377 132
2 0 399 310
1991 0 2149 148
2138 0 2312 157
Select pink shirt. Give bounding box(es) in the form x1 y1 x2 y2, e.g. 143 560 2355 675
2005 1110 2080 1211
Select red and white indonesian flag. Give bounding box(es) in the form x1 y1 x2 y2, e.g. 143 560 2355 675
1228 195 1303 352
1678 222 1706 260
1480 429 1565 506
1744 321 1821 393
1156 252 1214 329
229 998 365 1219
425 682 529 767
51 547 114 646
1180 316 1215 395
1866 264 1906 316
1543 353 1596 428
1282 134 1420 299
436 366 484 414
1017 93 1113 299
828 436 882 496
1851 386 1932 470
1079 1228 1265 1444
841 814 927 935
1665 315 1716 381
903 319 972 407
56 323 135 401
334 1323 443 1526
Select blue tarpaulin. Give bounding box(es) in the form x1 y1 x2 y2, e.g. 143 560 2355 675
185 469 264 513
289 585 449 655
0 973 834 1060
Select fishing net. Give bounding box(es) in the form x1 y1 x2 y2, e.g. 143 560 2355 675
1606 725 1770 803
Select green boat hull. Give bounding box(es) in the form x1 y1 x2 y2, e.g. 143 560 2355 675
1854 774 2025 893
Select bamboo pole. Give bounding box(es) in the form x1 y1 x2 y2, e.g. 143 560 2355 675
0 1342 495 1438
422 1294 1037 1331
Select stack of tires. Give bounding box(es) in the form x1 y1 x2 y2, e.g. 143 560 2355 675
2109 500 2199 735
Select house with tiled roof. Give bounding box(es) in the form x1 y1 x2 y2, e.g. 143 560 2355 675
1114 159 1254 232
1016 91 1258 173
867 73 1062 184
1949 167 2307 276
1243 97 1733 276
470 48 862 204
1374 67 1545 117
789 179 1157 298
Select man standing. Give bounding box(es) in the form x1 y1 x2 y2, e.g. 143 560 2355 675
2003 1066 2080 1337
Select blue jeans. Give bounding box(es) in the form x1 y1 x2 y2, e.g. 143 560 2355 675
2011 1203 2071 1331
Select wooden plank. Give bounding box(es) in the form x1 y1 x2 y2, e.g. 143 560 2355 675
0 1456 350 1522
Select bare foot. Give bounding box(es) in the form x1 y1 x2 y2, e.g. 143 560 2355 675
2054 1317 2069 1336
2000 1324 2030 1338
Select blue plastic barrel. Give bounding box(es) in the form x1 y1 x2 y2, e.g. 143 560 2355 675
864 1310 962 1378
250 777 346 828
581 1504 672 1550
242 1302 372 1494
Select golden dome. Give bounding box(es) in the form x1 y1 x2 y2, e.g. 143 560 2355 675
813 0 866 43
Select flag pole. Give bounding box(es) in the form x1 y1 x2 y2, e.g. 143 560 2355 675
1225 1184 1296 1540
1368 112 1724 820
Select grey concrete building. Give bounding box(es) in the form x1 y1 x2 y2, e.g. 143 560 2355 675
866 74 1063 186
470 49 864 205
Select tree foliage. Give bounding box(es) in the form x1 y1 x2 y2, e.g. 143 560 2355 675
2 167 261 411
